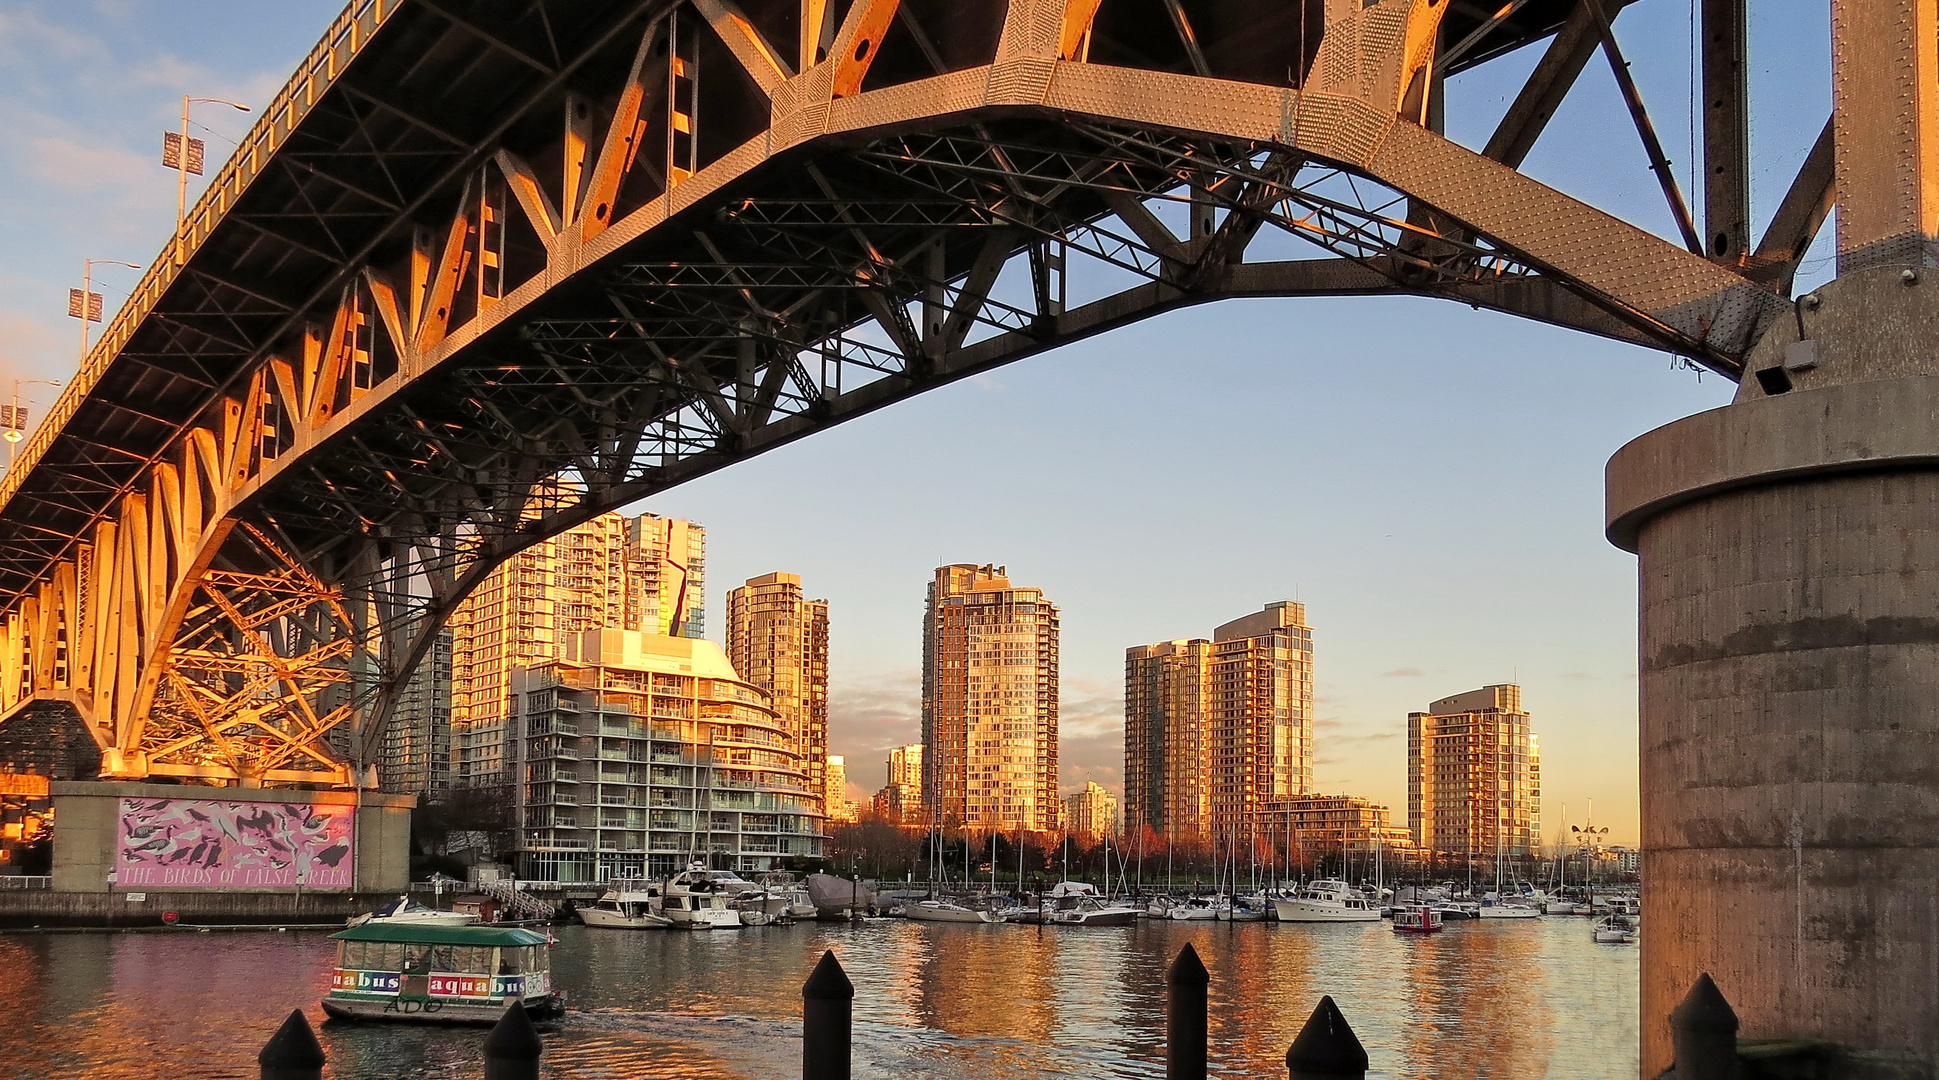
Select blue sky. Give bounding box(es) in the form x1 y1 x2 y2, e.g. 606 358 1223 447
0 1 1837 845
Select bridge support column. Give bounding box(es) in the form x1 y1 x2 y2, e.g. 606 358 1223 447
1609 267 1939 1080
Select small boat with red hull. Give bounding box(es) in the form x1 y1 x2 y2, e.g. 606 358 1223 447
1391 906 1445 934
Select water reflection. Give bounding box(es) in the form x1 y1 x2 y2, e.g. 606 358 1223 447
2 917 1636 1079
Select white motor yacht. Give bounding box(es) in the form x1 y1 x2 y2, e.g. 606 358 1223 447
579 879 674 929
660 863 746 928
1272 880 1382 923
1167 895 1220 921
1052 894 1141 926
902 898 1002 923
348 895 479 927
758 872 820 920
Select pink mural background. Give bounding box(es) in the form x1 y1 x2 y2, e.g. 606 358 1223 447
115 798 356 888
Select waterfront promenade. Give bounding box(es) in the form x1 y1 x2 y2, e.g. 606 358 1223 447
3 917 1633 1079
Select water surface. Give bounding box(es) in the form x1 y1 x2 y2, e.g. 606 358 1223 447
1 915 1636 1078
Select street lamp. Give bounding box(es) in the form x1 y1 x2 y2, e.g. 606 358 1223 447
166 96 251 226
71 259 141 363
3 379 61 472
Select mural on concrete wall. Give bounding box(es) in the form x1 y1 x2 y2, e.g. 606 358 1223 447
115 798 355 888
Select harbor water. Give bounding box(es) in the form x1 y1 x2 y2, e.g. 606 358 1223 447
3 915 1636 1079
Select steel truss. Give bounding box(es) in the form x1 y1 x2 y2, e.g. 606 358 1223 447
0 0 1819 785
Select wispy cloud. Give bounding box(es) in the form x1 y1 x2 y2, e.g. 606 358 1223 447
1059 676 1123 796
1380 667 1423 678
827 670 921 790
1560 671 1600 681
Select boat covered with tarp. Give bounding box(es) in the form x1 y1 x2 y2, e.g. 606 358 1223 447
322 922 564 1025
805 873 876 916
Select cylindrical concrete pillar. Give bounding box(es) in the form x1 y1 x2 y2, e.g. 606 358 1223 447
1608 267 1939 1079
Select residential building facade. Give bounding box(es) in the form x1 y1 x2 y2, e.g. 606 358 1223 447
1260 793 1416 859
725 572 830 810
450 511 705 782
873 743 923 823
1124 601 1315 841
823 755 853 821
380 629 452 799
479 628 822 881
1124 638 1214 840
1063 781 1119 843
1408 684 1542 858
921 564 1060 831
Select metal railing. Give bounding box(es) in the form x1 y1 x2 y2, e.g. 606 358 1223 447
0 876 51 889
0 0 403 519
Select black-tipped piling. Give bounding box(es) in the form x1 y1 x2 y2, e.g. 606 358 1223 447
803 949 855 1080
1167 943 1210 1080
258 1008 324 1080
483 999 543 1080
1671 973 1740 1080
1286 996 1368 1079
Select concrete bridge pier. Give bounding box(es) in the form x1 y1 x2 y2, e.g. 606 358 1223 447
1608 266 1939 1080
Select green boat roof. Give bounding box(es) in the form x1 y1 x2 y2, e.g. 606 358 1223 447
330 923 551 947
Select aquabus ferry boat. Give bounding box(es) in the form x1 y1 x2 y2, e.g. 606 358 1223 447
322 922 564 1025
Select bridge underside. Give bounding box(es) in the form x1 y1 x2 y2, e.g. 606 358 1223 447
0 0 1808 785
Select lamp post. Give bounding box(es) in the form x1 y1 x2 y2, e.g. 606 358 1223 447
168 96 250 226
3 379 61 473
72 259 141 363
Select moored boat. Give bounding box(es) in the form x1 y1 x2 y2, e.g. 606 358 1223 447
348 895 478 928
758 872 820 920
902 898 1001 923
1273 880 1382 923
1594 914 1637 944
1392 906 1445 934
805 872 876 918
1477 892 1543 920
1217 894 1271 922
578 880 672 930
660 863 747 928
1052 894 1141 926
1167 895 1219 921
321 923 563 1025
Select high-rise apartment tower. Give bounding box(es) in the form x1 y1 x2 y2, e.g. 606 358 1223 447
380 630 452 798
725 572 830 809
823 755 852 822
1063 781 1120 844
874 743 924 823
921 565 1060 831
450 512 704 755
1124 601 1315 841
1408 684 1541 858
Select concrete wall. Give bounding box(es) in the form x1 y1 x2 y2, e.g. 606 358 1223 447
1609 268 1939 1080
0 888 395 929
45 782 414 895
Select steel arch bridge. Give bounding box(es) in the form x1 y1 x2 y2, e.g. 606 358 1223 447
0 0 1822 786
